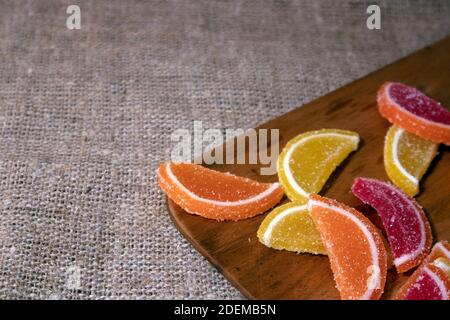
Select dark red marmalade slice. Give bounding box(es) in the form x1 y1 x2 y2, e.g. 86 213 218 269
351 177 432 273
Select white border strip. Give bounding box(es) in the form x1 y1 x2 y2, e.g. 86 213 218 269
434 242 450 260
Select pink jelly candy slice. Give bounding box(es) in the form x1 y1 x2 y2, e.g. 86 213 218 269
396 264 450 300
351 177 432 273
378 82 450 144
389 83 450 124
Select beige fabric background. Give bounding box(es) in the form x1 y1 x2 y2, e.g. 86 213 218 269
0 0 449 299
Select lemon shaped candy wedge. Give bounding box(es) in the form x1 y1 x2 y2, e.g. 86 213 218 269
277 129 360 203
384 125 438 196
257 202 326 255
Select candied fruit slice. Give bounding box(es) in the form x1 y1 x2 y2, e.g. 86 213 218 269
277 129 359 203
378 82 450 145
308 194 387 300
421 241 450 267
158 163 284 221
257 202 326 255
394 261 450 300
433 257 450 278
384 125 438 196
395 241 450 298
351 177 432 273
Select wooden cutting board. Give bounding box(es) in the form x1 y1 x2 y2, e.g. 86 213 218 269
166 36 450 300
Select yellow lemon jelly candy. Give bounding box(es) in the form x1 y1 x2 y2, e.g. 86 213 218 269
257 202 326 254
277 129 359 203
384 125 438 196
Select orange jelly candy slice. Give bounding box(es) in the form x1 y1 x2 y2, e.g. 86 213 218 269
308 194 387 300
158 163 284 221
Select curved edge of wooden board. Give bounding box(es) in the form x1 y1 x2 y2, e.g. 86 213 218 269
166 198 255 299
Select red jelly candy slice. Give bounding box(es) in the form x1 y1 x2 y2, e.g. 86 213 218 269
351 177 432 273
389 83 450 124
396 263 450 300
378 82 450 145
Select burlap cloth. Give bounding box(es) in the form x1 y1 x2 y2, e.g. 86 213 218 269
0 0 449 299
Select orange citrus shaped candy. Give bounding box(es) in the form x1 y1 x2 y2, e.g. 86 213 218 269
308 194 387 300
384 125 438 196
158 163 284 221
378 82 450 145
257 202 326 255
277 129 359 203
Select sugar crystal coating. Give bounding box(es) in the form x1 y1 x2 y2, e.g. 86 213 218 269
389 83 450 124
395 241 450 299
396 262 450 300
351 177 432 273
384 125 438 196
278 129 359 203
257 202 326 255
378 82 450 145
308 194 387 300
158 162 284 221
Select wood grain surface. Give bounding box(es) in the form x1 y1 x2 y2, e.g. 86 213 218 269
166 36 450 299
